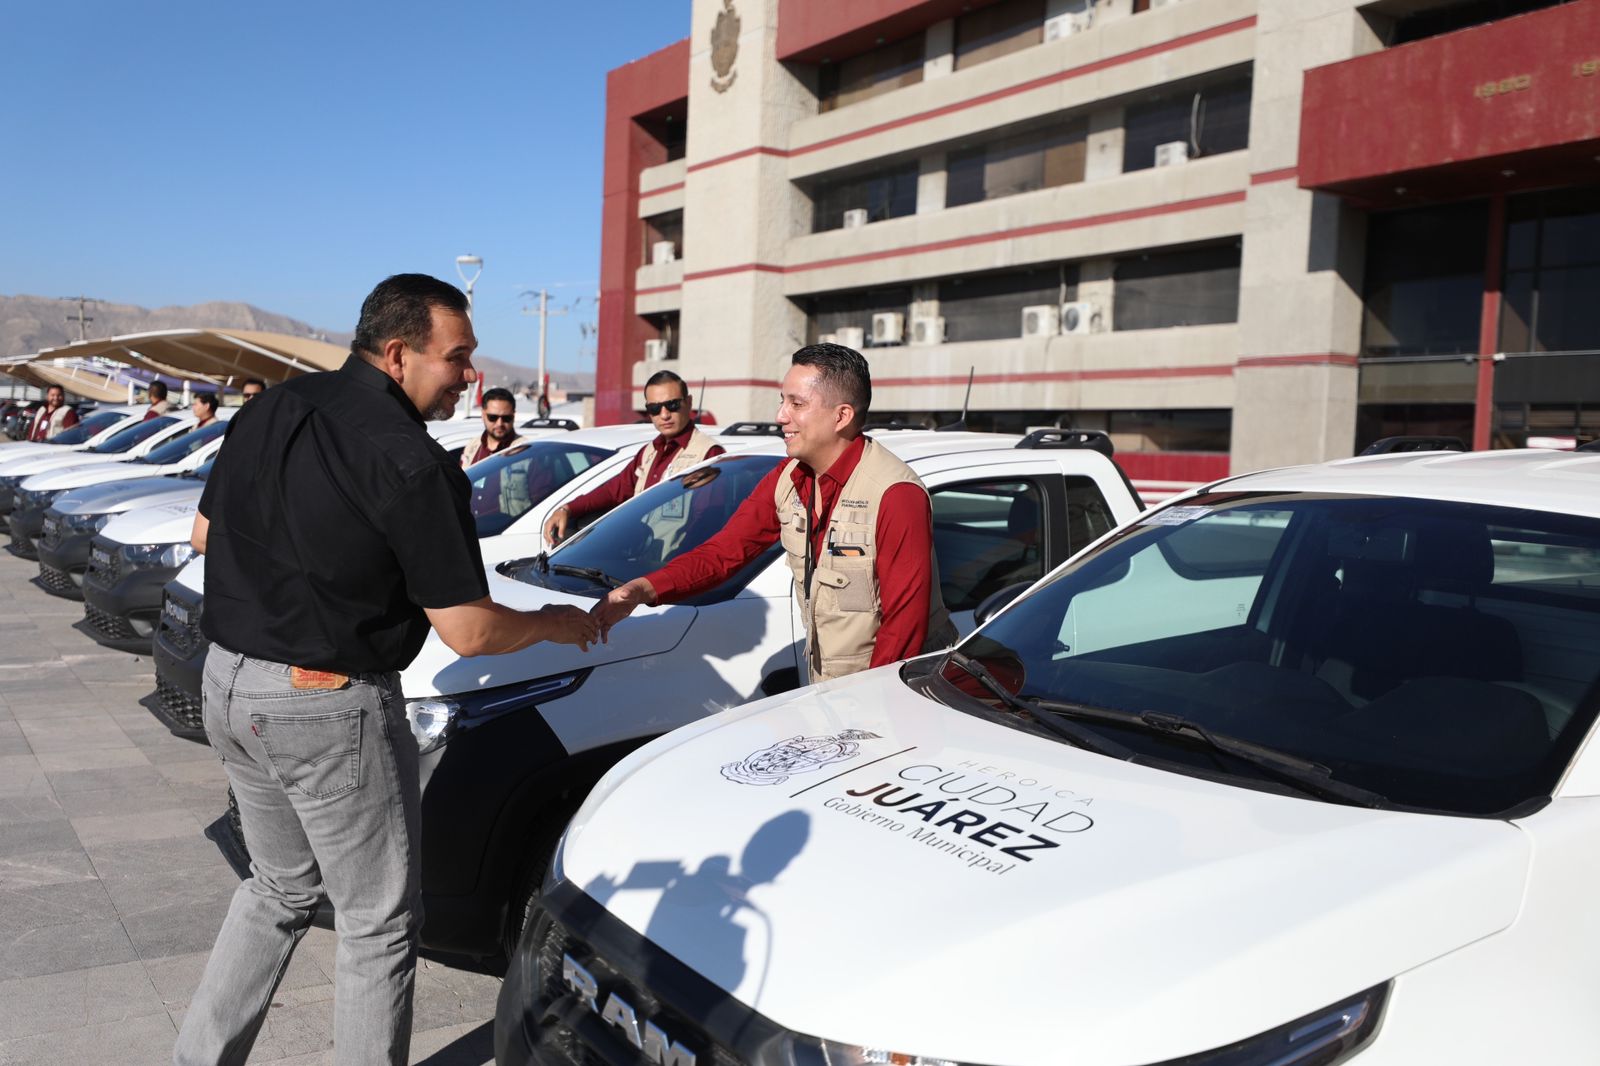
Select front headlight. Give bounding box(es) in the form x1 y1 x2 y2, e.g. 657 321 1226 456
780 1040 961 1066
62 511 109 532
19 487 60 511
160 542 194 568
123 542 194 569
404 670 589 754
404 698 459 753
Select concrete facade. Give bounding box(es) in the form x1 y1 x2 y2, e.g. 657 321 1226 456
599 0 1600 473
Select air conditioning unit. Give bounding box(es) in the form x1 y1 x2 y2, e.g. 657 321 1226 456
910 315 946 346
1061 301 1101 335
834 326 866 350
643 338 671 361
1043 9 1093 40
1150 0 1184 8
842 208 870 229
871 312 906 345
1154 140 1190 168
651 240 677 264
1021 304 1060 338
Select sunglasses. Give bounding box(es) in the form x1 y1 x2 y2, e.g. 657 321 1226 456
645 399 685 416
484 413 515 423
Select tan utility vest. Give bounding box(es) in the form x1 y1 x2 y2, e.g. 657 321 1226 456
459 433 529 471
775 438 957 683
633 426 719 496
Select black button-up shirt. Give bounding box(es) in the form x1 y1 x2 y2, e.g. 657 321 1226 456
198 355 489 673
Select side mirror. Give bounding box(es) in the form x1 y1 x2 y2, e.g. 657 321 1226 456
973 581 1032 628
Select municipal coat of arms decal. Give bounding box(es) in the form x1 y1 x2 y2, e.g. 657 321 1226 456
710 0 740 94
722 729 881 786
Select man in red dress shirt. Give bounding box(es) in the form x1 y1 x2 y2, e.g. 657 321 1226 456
542 370 723 544
593 345 956 683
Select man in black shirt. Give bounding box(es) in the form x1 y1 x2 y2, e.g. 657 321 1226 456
174 275 598 1066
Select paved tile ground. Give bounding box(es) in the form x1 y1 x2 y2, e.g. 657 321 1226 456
0 548 498 1065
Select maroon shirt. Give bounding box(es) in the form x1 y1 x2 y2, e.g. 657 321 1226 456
647 435 935 670
565 425 725 520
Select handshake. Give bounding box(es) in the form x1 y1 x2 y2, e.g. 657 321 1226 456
539 578 657 652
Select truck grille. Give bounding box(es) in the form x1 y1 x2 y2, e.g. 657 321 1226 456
84 601 139 642
156 590 203 656
8 524 37 559
85 539 119 588
37 562 79 598
157 675 204 732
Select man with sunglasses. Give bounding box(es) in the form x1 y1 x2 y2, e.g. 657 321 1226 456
543 370 723 544
459 386 528 469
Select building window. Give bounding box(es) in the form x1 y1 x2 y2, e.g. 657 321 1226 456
642 210 683 264
1500 186 1600 355
811 162 919 232
644 313 679 360
1122 75 1252 173
1101 409 1233 453
938 265 1079 342
637 105 687 163
1362 201 1487 356
946 119 1088 208
805 287 914 343
1379 0 1575 46
1113 244 1241 331
953 0 1045 70
818 33 925 113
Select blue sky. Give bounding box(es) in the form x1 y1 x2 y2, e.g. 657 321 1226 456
0 0 689 378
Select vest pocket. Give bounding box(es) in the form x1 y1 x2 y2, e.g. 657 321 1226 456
815 561 875 613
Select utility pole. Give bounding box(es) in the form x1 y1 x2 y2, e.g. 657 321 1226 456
66 296 94 341
520 289 570 418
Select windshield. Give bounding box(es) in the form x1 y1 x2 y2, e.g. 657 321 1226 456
938 493 1600 817
90 416 179 454
138 420 226 465
523 454 784 600
49 410 124 445
468 440 611 537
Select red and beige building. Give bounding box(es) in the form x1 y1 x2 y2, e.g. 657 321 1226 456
598 0 1600 477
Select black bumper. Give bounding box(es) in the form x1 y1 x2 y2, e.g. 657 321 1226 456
36 526 95 600
6 505 46 559
81 549 177 651
151 581 208 737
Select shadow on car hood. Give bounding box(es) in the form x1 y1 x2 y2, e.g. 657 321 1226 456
559 666 1530 1066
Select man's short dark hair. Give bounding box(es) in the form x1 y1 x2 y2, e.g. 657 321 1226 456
482 387 515 407
194 391 219 413
352 274 469 361
792 343 871 417
643 370 690 400
148 381 168 401
242 378 265 390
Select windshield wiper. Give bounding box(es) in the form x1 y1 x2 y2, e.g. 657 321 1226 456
549 563 622 589
945 651 1134 760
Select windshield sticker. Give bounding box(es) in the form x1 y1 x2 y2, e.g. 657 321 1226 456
1141 505 1210 526
721 730 882 785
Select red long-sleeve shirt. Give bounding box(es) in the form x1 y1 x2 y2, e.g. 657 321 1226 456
565 425 725 520
647 435 935 670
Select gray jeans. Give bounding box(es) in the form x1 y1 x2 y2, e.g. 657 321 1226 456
173 646 420 1066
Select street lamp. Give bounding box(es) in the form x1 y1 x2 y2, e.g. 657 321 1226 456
455 254 483 320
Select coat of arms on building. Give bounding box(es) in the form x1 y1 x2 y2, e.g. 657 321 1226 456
710 0 740 94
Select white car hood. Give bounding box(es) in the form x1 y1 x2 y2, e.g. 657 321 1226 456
24 460 179 492
53 476 201 516
401 567 697 697
0 450 127 478
99 495 200 545
561 667 1530 1066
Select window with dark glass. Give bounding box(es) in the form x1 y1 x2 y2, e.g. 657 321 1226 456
1113 244 1241 331
1500 186 1600 355
637 104 687 163
1105 408 1232 453
946 119 1088 208
1362 201 1487 357
953 0 1045 70
818 33 925 112
805 287 914 342
1379 0 1574 45
643 210 683 263
811 162 919 232
645 312 680 360
1122 75 1252 173
937 264 1078 342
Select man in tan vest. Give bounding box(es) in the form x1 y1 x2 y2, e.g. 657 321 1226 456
593 344 956 683
543 369 723 544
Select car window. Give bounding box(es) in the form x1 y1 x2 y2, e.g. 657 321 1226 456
90 416 178 453
138 420 227 464
932 479 1046 612
525 454 784 602
469 441 612 537
50 410 124 445
944 493 1600 816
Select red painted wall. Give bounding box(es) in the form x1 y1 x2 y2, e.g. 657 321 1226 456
776 0 1001 63
1300 2 1600 194
597 39 690 426
1116 451 1230 484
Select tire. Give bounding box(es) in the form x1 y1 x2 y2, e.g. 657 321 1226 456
501 801 580 959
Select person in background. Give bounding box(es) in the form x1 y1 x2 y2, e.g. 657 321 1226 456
240 378 266 402
542 370 722 544
144 380 171 420
191 391 220 429
28 384 79 441
593 344 956 683
459 386 527 470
